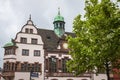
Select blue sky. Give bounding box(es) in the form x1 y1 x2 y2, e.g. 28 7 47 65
0 0 85 67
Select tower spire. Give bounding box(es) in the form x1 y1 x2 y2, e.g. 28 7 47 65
29 14 31 20
58 7 60 15
27 14 33 25
53 8 65 38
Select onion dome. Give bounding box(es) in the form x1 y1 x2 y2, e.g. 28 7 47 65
54 8 64 22
3 42 14 48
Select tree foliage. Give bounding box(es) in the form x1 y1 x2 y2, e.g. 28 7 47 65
67 0 120 77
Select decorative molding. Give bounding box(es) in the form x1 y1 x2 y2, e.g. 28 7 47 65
15 42 43 45
4 58 16 60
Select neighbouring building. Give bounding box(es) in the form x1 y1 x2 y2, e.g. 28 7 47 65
2 9 108 80
112 68 120 80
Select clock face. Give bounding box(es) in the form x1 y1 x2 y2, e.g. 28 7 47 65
63 42 68 49
54 28 65 38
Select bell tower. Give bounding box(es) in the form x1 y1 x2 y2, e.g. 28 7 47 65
53 8 65 38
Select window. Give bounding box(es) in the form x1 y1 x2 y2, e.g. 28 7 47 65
60 23 62 27
29 63 41 72
49 57 57 72
62 59 68 72
30 29 33 34
3 63 7 71
21 37 27 43
21 64 24 71
25 28 29 33
5 49 14 55
21 63 29 71
34 63 41 72
15 63 18 71
3 62 10 71
34 50 40 56
11 63 15 71
31 38 37 44
55 23 58 28
22 49 29 56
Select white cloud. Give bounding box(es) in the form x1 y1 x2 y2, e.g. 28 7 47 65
0 0 25 67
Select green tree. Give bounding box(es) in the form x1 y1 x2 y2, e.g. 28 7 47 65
67 0 120 80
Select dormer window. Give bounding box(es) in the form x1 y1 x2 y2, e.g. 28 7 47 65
25 28 33 34
30 29 33 34
25 28 29 33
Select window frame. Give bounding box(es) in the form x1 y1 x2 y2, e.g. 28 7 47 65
30 29 33 34
49 57 57 72
34 50 41 56
22 49 29 56
31 38 38 44
5 48 15 55
21 37 27 44
25 28 29 33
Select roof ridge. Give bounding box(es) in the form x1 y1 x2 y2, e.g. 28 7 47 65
37 28 74 33
37 28 54 31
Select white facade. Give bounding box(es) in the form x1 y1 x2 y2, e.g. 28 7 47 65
3 20 44 80
91 74 107 80
14 72 42 80
14 20 44 80
2 18 107 80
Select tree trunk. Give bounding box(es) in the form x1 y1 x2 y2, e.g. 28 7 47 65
105 61 110 80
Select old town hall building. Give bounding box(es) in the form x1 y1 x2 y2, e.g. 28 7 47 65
2 9 107 80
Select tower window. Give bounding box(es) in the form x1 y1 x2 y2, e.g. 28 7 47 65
22 49 29 56
25 28 29 33
30 29 33 34
34 50 41 56
21 37 27 43
60 23 62 27
56 23 58 28
31 38 38 44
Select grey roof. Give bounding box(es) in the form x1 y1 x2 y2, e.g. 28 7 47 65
37 28 75 51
